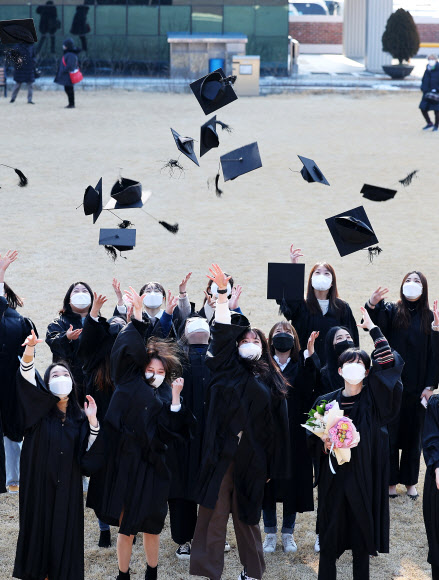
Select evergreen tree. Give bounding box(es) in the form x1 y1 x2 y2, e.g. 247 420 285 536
382 8 420 65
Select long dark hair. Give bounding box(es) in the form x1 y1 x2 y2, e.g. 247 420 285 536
94 316 126 394
43 361 84 420
394 271 431 334
321 325 352 390
4 282 23 309
305 262 344 316
268 321 300 363
145 337 182 384
237 327 289 398
59 281 94 315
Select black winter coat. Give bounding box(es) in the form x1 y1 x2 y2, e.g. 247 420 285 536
0 296 36 440
423 394 439 567
195 318 290 526
13 44 36 84
54 51 78 86
83 320 195 536
36 4 58 35
420 64 439 111
70 6 90 36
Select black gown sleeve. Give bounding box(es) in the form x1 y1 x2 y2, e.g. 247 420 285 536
16 368 59 430
77 314 110 367
45 317 74 361
0 296 8 319
342 302 359 346
205 318 249 374
364 300 394 336
423 395 439 474
277 298 307 326
110 319 152 385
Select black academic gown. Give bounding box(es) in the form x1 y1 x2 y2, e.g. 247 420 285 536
83 319 195 536
168 343 211 500
13 371 89 580
423 394 439 568
279 298 359 365
195 318 290 526
263 351 319 515
309 351 403 558
0 296 36 441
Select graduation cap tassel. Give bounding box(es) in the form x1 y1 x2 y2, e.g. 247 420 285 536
104 245 118 261
366 246 383 263
398 170 419 187
216 120 233 133
118 220 134 229
215 173 223 197
159 221 179 234
0 164 28 187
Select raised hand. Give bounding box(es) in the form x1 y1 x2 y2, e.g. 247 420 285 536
369 286 389 307
433 299 439 328
289 244 303 264
0 250 18 273
90 292 108 319
171 377 184 399
228 284 242 311
124 286 144 312
357 306 376 331
207 263 231 291
203 290 216 309
21 329 43 348
165 291 179 315
307 330 320 356
112 278 123 305
66 324 82 341
84 395 98 427
179 272 192 295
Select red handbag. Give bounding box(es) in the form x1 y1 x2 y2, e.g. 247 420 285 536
62 56 83 84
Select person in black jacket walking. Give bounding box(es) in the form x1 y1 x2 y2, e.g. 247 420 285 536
420 54 439 131
36 0 59 55
54 38 79 109
70 5 90 53
10 43 36 104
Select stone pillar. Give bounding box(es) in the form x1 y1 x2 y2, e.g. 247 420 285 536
365 0 393 73
343 0 366 59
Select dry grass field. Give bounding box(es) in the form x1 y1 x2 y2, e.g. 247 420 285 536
0 88 438 579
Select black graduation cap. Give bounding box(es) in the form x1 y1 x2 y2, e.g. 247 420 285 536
0 19 37 44
326 205 379 257
104 178 151 210
200 116 219 157
267 263 305 301
361 183 397 202
298 155 330 186
171 128 199 167
99 228 136 260
220 142 262 182
83 178 103 224
190 68 238 116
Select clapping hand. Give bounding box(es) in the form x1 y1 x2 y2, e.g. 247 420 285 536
90 292 107 319
289 244 303 264
66 324 82 341
228 284 242 311
307 331 320 356
21 329 43 348
84 395 98 428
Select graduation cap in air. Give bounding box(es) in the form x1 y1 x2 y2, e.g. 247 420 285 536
190 68 238 115
267 263 305 302
83 178 103 223
361 184 397 202
104 178 151 210
0 19 37 44
171 128 199 166
99 228 136 261
297 155 330 186
200 116 232 157
220 142 262 182
326 205 381 260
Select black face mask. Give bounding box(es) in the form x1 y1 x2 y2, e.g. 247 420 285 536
334 339 355 358
272 333 295 353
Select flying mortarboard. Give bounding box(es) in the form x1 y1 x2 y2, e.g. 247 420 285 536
99 228 136 260
104 178 151 210
267 263 305 301
361 184 397 202
0 19 37 44
190 68 238 115
200 116 232 157
171 128 199 166
325 205 380 258
220 142 262 182
297 155 330 186
83 178 103 223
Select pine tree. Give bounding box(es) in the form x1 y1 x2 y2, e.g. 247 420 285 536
382 8 420 65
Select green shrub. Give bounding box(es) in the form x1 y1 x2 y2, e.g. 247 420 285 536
382 8 420 65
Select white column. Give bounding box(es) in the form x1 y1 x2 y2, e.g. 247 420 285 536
343 0 366 59
365 0 393 73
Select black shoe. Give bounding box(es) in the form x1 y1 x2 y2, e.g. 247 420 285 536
65 104 75 109
423 123 433 130
28 101 35 105
98 529 111 547
175 542 191 560
433 126 438 132
10 98 15 103
116 570 130 580
145 564 157 580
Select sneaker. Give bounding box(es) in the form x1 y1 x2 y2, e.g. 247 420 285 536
433 126 438 132
263 533 277 553
8 484 19 494
314 534 320 553
282 533 297 553
238 569 258 580
175 542 191 560
28 101 35 104
224 541 231 552
98 529 111 548
65 104 75 109
423 123 433 130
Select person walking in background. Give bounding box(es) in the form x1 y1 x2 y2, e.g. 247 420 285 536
54 38 79 109
36 0 59 55
10 43 36 105
70 5 90 54
420 54 439 131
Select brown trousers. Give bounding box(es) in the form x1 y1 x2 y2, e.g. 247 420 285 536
190 462 265 580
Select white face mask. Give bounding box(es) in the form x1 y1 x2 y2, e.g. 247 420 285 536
186 319 210 335
402 281 423 300
145 372 165 388
210 282 232 298
238 343 262 360
341 362 366 385
428 60 437 68
70 292 91 309
311 273 332 292
143 292 163 309
49 375 73 396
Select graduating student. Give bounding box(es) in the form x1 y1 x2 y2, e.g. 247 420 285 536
198 274 243 323
279 244 358 365
365 271 439 498
318 326 356 397
83 287 195 580
262 322 320 555
190 264 290 580
46 281 94 405
13 329 99 580
309 307 403 580
0 250 37 495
